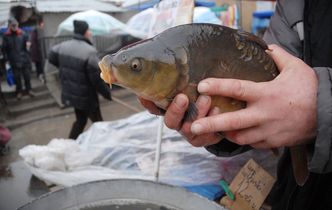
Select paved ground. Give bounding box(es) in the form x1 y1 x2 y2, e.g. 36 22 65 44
0 75 145 210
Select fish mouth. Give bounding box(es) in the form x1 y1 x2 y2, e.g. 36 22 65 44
98 55 118 87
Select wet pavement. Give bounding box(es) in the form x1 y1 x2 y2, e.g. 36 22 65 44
0 161 50 210
0 84 144 210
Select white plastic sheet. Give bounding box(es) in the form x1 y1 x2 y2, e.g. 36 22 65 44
19 111 278 187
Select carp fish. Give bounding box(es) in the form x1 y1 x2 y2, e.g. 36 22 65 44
99 23 308 186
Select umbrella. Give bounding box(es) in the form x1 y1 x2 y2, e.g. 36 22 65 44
56 10 136 36
126 7 221 39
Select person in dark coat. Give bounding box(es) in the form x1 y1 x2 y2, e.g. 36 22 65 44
2 17 34 99
30 17 45 83
48 20 112 139
138 0 332 209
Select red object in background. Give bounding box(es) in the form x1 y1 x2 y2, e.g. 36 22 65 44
0 125 11 146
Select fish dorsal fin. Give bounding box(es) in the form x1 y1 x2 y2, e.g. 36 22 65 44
237 30 268 50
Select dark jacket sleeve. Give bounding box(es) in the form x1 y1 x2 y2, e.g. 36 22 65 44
205 139 252 157
86 53 112 100
2 36 9 61
263 0 332 174
48 44 60 68
263 0 304 58
309 67 332 173
23 32 29 53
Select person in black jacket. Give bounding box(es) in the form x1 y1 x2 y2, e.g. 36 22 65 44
2 17 34 100
48 20 112 139
30 17 45 83
138 0 332 209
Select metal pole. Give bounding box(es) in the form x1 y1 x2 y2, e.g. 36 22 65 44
111 96 142 113
154 116 164 182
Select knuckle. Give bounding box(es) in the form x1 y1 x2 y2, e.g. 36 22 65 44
164 109 186 130
164 117 179 130
232 133 248 145
231 80 246 99
269 44 278 49
227 112 243 130
190 140 202 147
180 125 192 137
165 119 179 130
205 120 217 133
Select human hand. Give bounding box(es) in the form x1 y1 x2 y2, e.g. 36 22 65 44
138 94 222 147
190 44 318 149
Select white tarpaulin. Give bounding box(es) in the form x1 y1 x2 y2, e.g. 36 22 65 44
19 111 278 187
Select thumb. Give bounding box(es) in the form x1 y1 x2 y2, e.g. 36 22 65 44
266 44 297 72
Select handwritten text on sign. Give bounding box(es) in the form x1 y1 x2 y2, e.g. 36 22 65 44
220 159 275 210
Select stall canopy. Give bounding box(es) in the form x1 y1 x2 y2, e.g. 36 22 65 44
36 0 123 13
123 0 216 11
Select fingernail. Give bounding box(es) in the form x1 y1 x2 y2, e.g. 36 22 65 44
175 95 187 108
191 122 203 134
198 82 209 93
197 95 210 105
210 107 220 115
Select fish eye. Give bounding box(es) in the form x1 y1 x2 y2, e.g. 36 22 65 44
130 58 142 72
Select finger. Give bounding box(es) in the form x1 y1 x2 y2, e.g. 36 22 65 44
197 78 261 101
226 126 264 146
195 95 212 118
187 133 221 147
250 141 271 149
191 107 262 135
164 94 189 130
138 97 162 115
208 106 220 116
176 95 211 138
266 44 299 72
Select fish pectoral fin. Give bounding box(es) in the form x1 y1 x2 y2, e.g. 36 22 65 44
184 102 198 122
174 47 188 65
181 83 199 122
237 30 268 50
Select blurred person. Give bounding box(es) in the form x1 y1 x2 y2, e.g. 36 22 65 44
30 17 45 83
48 20 112 140
2 17 34 100
139 0 332 209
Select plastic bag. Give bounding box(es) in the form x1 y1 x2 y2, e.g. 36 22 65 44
6 63 15 86
19 111 278 187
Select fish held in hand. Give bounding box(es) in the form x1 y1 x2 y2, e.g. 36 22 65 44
99 23 279 120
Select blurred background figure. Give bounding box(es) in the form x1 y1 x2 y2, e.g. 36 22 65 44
30 17 45 84
2 17 34 100
0 124 11 155
48 20 112 140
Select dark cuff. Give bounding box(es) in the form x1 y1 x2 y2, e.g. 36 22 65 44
205 138 252 157
309 67 332 173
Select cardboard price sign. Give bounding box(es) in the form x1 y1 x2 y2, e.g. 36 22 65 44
220 159 275 210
